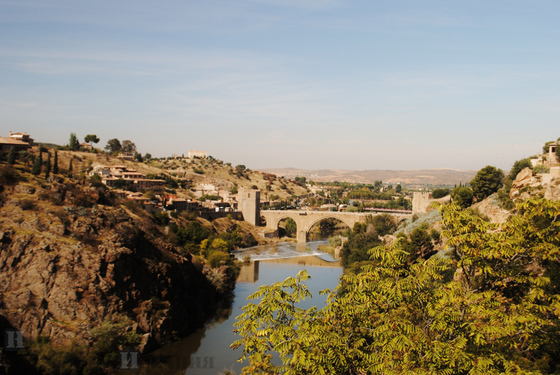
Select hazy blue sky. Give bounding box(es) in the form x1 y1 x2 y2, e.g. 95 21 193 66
1 0 558 171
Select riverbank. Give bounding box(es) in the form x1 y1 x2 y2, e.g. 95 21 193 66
136 243 342 374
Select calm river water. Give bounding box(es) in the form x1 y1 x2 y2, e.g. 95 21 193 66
134 240 342 375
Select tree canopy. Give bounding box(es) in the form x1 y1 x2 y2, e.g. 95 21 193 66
104 138 122 153
121 140 137 153
451 186 473 209
84 134 100 145
470 165 504 202
69 132 80 151
232 198 560 374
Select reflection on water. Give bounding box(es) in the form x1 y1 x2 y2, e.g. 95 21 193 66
139 241 342 375
233 240 337 262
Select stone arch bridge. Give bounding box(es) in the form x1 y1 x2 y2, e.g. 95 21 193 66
261 210 413 243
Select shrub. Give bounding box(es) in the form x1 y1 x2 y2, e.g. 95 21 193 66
431 188 451 199
208 251 230 268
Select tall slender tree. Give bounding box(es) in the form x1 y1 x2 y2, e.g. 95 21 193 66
45 153 51 179
69 133 80 151
31 155 41 175
68 158 73 177
52 150 59 174
7 146 16 165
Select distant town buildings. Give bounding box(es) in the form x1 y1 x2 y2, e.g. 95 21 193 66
89 164 165 191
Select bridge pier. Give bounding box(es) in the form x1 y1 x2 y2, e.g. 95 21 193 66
297 229 307 243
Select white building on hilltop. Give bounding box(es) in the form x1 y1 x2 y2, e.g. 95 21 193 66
188 150 207 159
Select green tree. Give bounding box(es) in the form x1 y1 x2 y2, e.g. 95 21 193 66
232 199 560 374
121 140 136 153
44 152 51 179
470 165 504 201
508 158 532 180
52 150 59 174
69 132 80 151
431 187 451 199
31 148 42 176
31 156 41 175
84 134 100 146
395 184 402 193
105 138 121 153
451 186 473 208
283 218 297 237
7 146 16 165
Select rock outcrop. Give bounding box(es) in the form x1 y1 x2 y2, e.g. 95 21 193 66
0 184 224 355
510 167 560 202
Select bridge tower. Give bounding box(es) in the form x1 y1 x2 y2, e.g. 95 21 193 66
238 188 261 226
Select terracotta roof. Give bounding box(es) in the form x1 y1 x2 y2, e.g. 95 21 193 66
0 137 31 146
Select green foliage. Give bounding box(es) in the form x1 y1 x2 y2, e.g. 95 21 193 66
198 194 220 201
68 158 73 177
533 164 550 174
340 231 382 268
431 187 451 199
52 150 59 174
23 336 88 375
89 317 142 367
0 165 19 185
7 146 16 165
121 140 136 153
233 199 560 374
84 134 100 145
399 226 435 260
69 132 80 151
451 186 473 209
175 220 210 245
370 213 397 236
152 211 170 226
283 217 297 237
470 165 505 201
31 155 42 175
44 152 51 179
104 138 121 153
208 250 230 267
508 158 532 180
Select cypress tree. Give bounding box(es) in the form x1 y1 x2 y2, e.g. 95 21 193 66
7 147 16 165
45 153 51 179
31 156 41 175
52 150 59 174
68 158 73 177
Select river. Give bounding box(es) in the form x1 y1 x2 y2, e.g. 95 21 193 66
133 240 342 375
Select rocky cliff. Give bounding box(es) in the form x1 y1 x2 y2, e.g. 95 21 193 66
0 172 230 372
510 167 560 202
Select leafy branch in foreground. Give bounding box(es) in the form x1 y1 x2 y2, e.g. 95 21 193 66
232 198 560 374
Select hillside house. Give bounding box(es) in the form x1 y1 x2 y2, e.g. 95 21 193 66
0 131 33 152
92 164 165 191
8 131 34 145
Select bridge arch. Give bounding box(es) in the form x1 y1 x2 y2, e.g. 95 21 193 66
261 210 374 243
306 216 353 242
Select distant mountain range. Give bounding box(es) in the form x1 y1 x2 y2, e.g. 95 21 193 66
260 168 477 186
